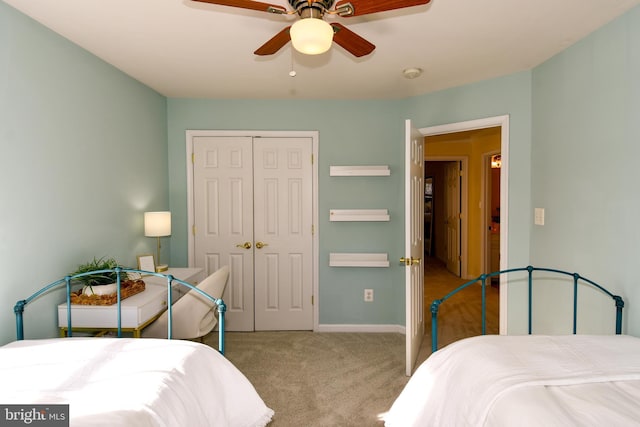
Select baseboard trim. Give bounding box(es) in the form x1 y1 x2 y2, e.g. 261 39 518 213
316 324 405 334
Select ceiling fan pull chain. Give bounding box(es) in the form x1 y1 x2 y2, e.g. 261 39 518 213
289 49 297 77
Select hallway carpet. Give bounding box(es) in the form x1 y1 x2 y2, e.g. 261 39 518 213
422 256 500 359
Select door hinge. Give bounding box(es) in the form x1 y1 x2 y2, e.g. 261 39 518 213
312 295 314 305
312 224 315 235
192 225 196 236
192 152 195 164
311 154 314 165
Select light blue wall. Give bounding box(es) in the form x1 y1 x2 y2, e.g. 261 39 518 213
0 3 168 344
167 99 408 325
531 6 640 336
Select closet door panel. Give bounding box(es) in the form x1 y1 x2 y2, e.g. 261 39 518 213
193 136 255 331
254 138 313 330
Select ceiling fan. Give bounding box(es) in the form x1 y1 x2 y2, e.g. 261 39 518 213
191 0 432 57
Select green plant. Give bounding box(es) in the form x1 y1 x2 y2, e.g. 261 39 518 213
70 256 128 287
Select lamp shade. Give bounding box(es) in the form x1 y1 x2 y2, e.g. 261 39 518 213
290 18 334 55
144 211 171 237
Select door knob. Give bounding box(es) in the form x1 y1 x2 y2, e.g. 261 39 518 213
255 241 269 249
400 257 421 266
236 242 252 249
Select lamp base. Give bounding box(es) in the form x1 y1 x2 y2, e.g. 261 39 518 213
156 264 169 272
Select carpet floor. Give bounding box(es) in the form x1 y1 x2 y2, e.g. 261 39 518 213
205 331 408 426
201 257 498 426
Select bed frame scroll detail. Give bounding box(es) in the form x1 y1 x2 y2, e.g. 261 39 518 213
430 265 624 352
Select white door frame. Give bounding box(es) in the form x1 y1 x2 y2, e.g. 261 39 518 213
185 130 320 331
419 115 509 334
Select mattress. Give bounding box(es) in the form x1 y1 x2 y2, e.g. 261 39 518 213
385 334 640 426
0 338 273 426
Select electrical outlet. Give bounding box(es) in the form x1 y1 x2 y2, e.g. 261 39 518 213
364 289 374 302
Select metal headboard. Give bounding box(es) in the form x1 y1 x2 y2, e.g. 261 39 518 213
430 265 624 352
13 267 226 354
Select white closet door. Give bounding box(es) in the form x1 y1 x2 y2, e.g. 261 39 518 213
193 136 255 331
253 137 314 330
192 135 314 331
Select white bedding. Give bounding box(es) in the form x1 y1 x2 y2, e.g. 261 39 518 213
385 334 640 426
0 338 274 426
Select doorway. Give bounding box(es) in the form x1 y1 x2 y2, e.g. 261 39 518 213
186 130 319 332
420 116 509 334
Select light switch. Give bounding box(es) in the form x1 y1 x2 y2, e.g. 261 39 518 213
534 208 545 226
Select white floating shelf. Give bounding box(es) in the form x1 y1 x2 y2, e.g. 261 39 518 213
329 209 390 222
329 165 390 176
329 253 390 268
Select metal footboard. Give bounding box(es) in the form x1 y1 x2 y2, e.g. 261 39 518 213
13 267 226 355
430 266 624 352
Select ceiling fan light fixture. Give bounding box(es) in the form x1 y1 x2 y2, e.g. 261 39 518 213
290 18 334 55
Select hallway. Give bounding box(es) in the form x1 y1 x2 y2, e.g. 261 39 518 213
417 256 499 364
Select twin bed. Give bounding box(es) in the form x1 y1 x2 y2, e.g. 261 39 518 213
1 338 273 426
3 268 274 426
386 266 639 426
386 334 640 426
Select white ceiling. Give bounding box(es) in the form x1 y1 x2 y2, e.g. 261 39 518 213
5 0 640 99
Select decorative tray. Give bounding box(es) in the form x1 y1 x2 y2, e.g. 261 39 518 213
70 279 146 305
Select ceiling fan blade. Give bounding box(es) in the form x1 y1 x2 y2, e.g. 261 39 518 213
191 0 286 14
254 26 291 55
331 23 375 57
335 0 431 17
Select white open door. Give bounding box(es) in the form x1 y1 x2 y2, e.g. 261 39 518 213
404 119 425 376
445 161 461 276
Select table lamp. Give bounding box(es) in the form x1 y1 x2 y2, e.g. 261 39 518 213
144 211 171 272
